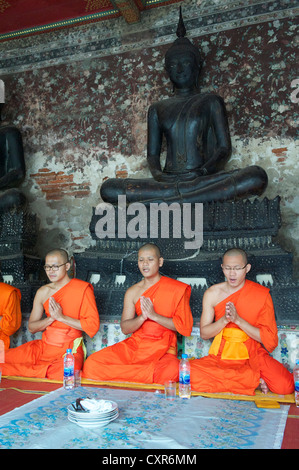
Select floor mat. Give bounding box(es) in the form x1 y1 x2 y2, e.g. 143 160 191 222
3 375 295 408
0 385 290 449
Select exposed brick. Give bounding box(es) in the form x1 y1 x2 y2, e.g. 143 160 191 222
45 192 62 200
116 170 128 178
31 169 90 201
52 175 73 182
72 190 91 198
272 147 288 157
115 164 128 179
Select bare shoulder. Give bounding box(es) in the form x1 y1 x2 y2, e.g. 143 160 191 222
34 283 54 304
126 279 144 295
204 282 225 296
203 282 227 305
125 280 142 295
121 281 143 321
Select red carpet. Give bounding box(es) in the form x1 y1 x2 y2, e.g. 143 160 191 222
0 378 61 416
1 377 298 448
281 403 299 449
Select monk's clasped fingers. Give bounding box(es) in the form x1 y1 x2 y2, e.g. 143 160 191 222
49 297 63 319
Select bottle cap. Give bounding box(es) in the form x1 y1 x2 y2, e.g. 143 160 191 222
182 353 188 359
66 349 72 354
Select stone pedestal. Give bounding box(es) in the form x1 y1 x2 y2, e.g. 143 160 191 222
75 196 299 325
0 208 42 312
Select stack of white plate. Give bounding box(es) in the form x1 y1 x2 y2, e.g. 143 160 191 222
67 398 119 428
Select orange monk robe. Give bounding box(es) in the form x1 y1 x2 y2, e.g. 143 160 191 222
83 276 193 384
3 279 100 380
0 283 22 350
190 279 294 396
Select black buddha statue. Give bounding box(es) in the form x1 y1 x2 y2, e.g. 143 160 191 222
0 80 26 212
101 9 267 205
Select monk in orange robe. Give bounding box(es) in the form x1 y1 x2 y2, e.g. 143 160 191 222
190 248 294 396
3 249 100 380
83 243 193 384
0 282 22 349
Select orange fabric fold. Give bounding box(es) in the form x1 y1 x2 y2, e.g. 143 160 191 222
0 283 22 350
166 345 177 356
209 328 249 360
43 326 82 348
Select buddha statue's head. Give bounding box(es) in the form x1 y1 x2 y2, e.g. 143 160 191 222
165 8 203 90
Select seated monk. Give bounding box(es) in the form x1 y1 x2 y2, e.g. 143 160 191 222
83 243 193 384
3 249 100 380
0 278 22 350
190 248 294 396
100 10 267 205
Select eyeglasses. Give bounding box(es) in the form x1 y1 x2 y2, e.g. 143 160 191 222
44 262 69 271
222 264 248 272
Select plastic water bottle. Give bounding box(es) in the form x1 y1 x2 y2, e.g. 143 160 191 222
293 359 299 407
179 353 191 399
63 348 75 390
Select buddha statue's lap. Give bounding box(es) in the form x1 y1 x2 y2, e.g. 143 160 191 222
100 9 268 205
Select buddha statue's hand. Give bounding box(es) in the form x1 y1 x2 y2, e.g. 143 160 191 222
153 171 178 183
176 170 206 182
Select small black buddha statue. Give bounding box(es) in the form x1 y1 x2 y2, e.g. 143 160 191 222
0 79 26 212
100 8 267 205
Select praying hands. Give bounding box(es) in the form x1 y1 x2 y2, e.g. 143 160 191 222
140 296 156 320
49 297 63 321
225 301 240 324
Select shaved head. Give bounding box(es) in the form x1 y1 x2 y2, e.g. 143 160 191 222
222 248 248 265
45 248 69 263
138 243 161 258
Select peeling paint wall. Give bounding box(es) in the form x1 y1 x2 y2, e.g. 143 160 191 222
0 0 298 274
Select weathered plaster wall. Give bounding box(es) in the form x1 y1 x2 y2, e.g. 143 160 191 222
0 0 298 274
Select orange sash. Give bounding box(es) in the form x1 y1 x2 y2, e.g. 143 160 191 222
209 327 249 360
43 326 82 348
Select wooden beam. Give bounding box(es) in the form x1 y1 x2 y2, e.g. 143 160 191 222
110 0 140 23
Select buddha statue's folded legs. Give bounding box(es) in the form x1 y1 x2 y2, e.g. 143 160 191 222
100 165 268 205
